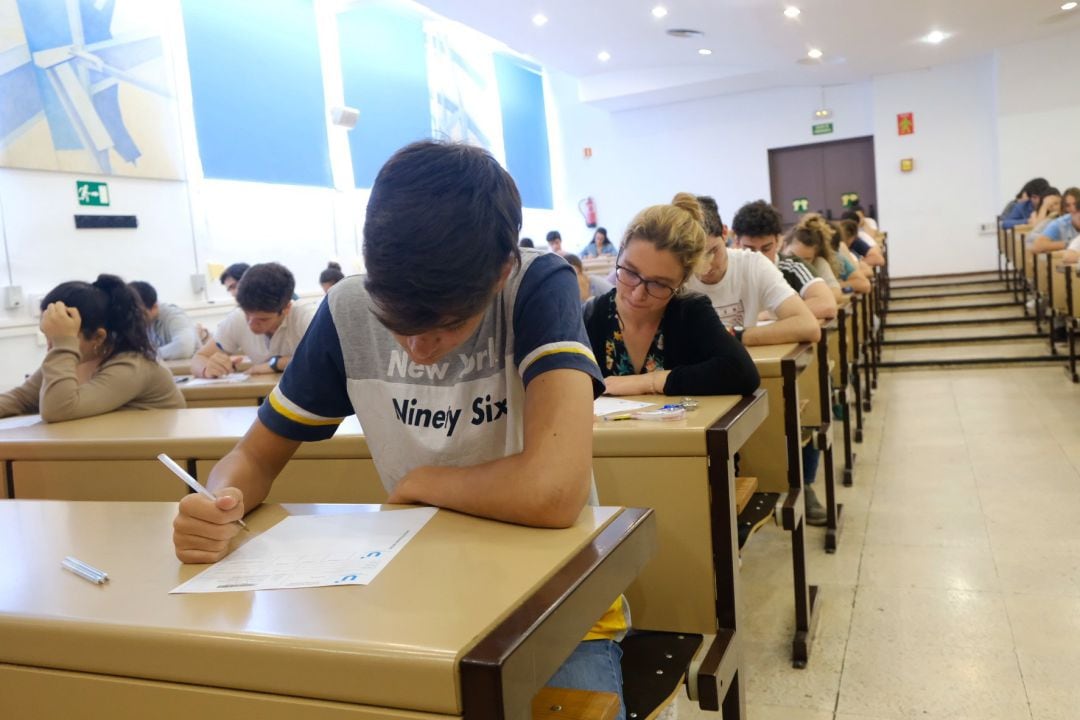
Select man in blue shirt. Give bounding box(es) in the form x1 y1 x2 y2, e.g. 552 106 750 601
1002 178 1051 229
1032 187 1080 254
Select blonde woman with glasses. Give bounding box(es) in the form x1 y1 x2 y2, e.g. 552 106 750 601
582 193 760 397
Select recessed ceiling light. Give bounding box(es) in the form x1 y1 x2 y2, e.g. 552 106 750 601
531 13 548 27
1062 1 1078 9
923 30 950 44
652 6 668 19
784 6 801 19
807 48 823 59
598 51 611 62
698 48 713 56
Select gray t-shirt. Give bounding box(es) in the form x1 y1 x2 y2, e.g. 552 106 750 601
258 250 603 488
150 303 199 360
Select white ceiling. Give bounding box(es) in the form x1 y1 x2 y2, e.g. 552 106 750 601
416 0 1080 110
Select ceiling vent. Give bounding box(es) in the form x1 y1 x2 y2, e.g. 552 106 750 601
666 28 705 38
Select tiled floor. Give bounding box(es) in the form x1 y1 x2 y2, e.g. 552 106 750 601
675 365 1080 720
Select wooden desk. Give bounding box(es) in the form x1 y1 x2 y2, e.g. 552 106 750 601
592 392 767 718
0 500 655 720
1056 262 1080 383
163 359 192 376
801 320 844 553
739 343 819 667
831 299 856 486
178 375 280 408
0 409 379 503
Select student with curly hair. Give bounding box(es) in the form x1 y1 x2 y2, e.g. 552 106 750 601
0 274 185 421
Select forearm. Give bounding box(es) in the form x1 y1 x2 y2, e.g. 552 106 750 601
1033 236 1065 253
158 328 199 360
743 316 820 345
206 420 301 511
0 376 40 418
803 293 838 320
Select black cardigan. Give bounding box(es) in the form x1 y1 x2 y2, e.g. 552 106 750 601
583 290 760 396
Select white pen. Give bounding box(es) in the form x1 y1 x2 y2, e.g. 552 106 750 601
62 556 107 585
157 453 249 531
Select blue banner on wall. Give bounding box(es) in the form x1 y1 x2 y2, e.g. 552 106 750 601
494 54 553 210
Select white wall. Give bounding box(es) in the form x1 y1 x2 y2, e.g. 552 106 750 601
995 27 1080 203
872 57 1000 278
588 82 874 246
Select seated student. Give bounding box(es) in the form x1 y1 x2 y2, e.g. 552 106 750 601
1003 178 1051 229
1027 187 1061 232
1032 187 1080 254
784 214 846 303
519 237 535 248
546 230 565 255
580 227 617 258
581 193 760 397
319 262 345 293
829 222 873 295
686 196 820 345
0 275 185 421
838 214 885 267
219 262 249 298
1002 177 1045 216
732 201 837 320
191 263 315 377
172 141 627 712
565 253 614 301
128 281 199 360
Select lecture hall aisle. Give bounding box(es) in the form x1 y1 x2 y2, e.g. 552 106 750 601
676 366 1080 720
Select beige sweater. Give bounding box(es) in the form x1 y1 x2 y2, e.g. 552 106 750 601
0 337 186 422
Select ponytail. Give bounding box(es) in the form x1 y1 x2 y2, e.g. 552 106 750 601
42 274 156 361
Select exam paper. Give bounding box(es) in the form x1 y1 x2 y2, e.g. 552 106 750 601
170 507 438 594
594 397 654 417
177 373 250 387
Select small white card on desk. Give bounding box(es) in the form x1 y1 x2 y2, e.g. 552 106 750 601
0 414 43 430
593 397 653 417
170 507 438 594
177 373 250 387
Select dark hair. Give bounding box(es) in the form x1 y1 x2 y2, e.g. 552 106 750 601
128 280 157 309
1043 186 1061 198
546 230 561 243
563 253 584 272
363 141 522 335
732 200 783 238
519 237 535 248
219 262 250 285
236 262 295 313
837 219 859 245
840 210 861 223
42 274 156 361
1020 178 1050 198
319 261 345 286
593 227 610 245
1065 187 1080 209
696 196 724 237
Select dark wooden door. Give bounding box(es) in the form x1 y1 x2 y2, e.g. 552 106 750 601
769 136 877 227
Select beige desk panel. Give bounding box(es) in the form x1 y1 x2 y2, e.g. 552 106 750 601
179 377 279 405
1 664 448 720
592 396 740 457
0 501 622 715
0 462 7 499
593 456 714 634
195 459 389 504
12 460 189 500
0 409 368 461
184 397 261 408
746 343 809 378
797 349 822 428
737 376 791 494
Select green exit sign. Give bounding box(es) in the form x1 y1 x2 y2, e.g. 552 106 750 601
76 181 110 206
812 122 834 136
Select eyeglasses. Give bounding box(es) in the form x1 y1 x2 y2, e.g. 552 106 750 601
615 264 677 299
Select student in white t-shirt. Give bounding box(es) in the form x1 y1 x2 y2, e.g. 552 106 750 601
191 263 315 378
686 196 820 345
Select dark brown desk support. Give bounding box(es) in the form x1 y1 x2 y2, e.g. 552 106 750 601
810 321 844 553
836 302 856 486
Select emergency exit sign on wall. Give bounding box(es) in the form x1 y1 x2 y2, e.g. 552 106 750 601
812 122 834 136
76 181 110 206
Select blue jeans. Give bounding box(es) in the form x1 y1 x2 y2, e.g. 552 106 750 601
546 639 625 720
803 444 820 486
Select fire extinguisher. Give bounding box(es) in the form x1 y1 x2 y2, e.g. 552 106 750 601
578 197 597 229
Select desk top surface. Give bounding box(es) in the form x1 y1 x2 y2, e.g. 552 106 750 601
592 395 748 457
746 342 813 376
0 408 367 460
177 374 280 400
0 500 638 714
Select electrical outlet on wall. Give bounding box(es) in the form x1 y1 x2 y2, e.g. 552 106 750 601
4 285 23 309
28 294 43 318
190 273 207 294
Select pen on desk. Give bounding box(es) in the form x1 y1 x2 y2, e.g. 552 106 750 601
601 414 634 422
62 556 108 585
156 453 250 531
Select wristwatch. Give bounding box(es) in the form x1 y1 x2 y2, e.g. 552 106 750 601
733 326 745 343
269 355 283 373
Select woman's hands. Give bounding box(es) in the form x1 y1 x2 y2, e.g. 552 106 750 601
40 302 81 340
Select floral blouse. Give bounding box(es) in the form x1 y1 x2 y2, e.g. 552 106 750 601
601 291 665 376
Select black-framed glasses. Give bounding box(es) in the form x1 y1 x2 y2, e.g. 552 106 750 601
615 264 677 299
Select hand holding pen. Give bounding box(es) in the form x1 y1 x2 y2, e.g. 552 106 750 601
159 454 250 564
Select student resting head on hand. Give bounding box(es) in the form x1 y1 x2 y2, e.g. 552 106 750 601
0 274 185 422
582 193 760 398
